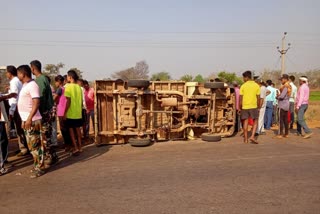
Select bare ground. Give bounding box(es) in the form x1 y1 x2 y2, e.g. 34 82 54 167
1 126 320 214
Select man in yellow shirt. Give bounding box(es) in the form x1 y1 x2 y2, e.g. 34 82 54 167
239 71 261 144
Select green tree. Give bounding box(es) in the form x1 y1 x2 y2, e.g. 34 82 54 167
193 74 205 83
217 71 236 83
150 71 171 81
180 74 193 82
43 63 65 84
43 63 64 77
217 71 243 84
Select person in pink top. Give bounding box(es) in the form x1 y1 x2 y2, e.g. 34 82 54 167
83 80 94 137
54 75 72 152
17 65 45 178
295 76 312 139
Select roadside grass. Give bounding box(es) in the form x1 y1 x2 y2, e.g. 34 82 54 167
310 91 320 101
307 91 320 122
306 101 320 121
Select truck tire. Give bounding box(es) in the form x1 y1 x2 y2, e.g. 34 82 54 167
201 133 222 142
128 138 152 147
127 80 150 88
204 82 225 89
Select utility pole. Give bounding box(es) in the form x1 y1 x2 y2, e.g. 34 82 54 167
277 32 291 76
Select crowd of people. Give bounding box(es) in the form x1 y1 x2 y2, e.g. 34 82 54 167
0 60 94 178
0 65 314 178
234 70 312 144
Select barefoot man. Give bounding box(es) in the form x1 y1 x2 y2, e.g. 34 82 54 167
239 71 261 144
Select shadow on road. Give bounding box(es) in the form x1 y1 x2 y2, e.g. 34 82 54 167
6 138 112 175
45 143 111 175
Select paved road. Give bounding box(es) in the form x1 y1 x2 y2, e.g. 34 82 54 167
1 128 320 214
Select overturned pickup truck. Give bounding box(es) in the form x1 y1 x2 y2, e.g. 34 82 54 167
94 80 236 146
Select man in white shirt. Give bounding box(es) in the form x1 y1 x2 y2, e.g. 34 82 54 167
6 66 28 156
289 75 297 129
255 79 270 135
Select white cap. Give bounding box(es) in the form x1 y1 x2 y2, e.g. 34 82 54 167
299 77 308 83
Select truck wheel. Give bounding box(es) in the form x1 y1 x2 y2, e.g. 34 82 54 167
128 138 152 147
204 82 225 89
201 133 221 142
127 80 150 88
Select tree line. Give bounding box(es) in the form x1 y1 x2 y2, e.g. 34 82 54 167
110 60 244 84
0 63 84 92
260 69 320 89
2 60 319 92
111 60 320 88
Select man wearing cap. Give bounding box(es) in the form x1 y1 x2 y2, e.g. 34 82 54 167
295 76 312 139
275 74 291 138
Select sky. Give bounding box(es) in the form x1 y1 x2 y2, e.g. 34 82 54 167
0 0 319 80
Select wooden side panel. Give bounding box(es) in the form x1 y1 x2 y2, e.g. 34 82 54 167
95 80 116 144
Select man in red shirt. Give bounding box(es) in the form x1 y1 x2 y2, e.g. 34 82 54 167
83 80 94 138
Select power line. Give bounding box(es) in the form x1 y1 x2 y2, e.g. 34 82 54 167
1 40 318 49
0 42 277 49
0 39 279 45
285 55 304 71
0 27 310 35
2 39 318 46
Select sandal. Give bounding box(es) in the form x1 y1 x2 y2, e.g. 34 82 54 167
249 138 259 144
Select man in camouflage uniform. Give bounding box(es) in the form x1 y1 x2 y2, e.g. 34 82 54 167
30 60 58 166
17 65 45 178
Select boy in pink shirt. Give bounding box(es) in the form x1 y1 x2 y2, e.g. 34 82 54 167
17 65 45 178
54 75 72 151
